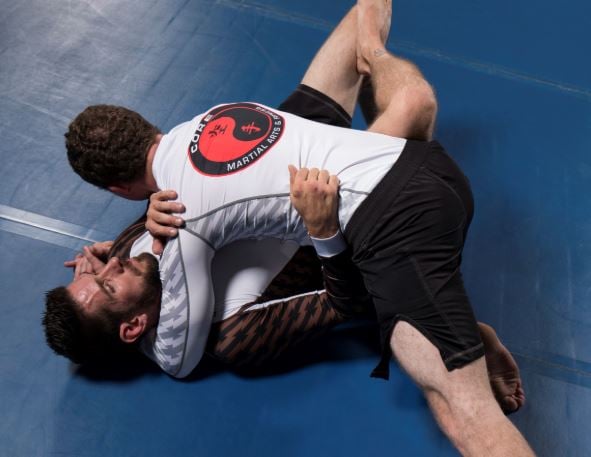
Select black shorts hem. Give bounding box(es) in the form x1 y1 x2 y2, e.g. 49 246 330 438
278 84 352 128
443 342 485 368
370 316 485 380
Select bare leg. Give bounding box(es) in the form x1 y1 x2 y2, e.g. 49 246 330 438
301 4 391 117
303 2 525 420
357 0 437 140
391 321 535 456
356 0 392 75
479 322 526 414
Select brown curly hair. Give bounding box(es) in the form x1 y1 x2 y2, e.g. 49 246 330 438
65 105 161 189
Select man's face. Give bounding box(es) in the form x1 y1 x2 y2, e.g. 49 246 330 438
67 253 159 318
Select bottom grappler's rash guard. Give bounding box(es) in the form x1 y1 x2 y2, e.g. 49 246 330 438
130 231 298 378
108 218 315 376
206 247 375 368
113 225 371 377
146 102 404 377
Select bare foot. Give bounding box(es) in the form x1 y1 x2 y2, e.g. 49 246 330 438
479 322 526 414
356 0 392 75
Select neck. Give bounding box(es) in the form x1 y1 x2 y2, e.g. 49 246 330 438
144 134 163 193
147 303 161 330
142 296 162 335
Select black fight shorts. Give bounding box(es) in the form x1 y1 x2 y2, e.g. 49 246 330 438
278 84 352 128
345 140 485 379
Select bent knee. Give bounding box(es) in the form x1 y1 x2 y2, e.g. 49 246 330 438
400 82 437 140
373 82 437 140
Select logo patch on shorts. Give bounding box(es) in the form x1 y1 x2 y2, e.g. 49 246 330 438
188 103 284 176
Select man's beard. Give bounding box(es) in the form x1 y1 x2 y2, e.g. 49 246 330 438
136 252 162 306
114 252 162 322
81 253 163 347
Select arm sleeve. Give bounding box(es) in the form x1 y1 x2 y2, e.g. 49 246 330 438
317 246 374 318
308 232 373 316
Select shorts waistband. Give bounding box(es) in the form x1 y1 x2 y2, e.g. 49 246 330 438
277 84 352 128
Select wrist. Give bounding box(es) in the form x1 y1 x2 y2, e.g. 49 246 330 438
307 224 340 239
310 230 347 257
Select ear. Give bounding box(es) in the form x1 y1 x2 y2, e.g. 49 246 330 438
119 314 149 344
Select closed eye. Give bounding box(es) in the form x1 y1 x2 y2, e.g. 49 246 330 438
94 277 115 299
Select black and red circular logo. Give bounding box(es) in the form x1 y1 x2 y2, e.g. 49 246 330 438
188 103 284 176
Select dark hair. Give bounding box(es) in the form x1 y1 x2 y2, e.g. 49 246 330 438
65 105 160 189
42 287 138 365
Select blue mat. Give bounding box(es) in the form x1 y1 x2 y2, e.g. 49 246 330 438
1 1 590 456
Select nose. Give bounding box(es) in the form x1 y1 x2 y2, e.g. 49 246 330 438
99 257 124 277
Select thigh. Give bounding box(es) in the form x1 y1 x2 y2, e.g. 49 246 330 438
362 243 483 378
391 320 492 404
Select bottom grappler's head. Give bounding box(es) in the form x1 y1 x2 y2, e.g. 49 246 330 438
42 253 162 366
